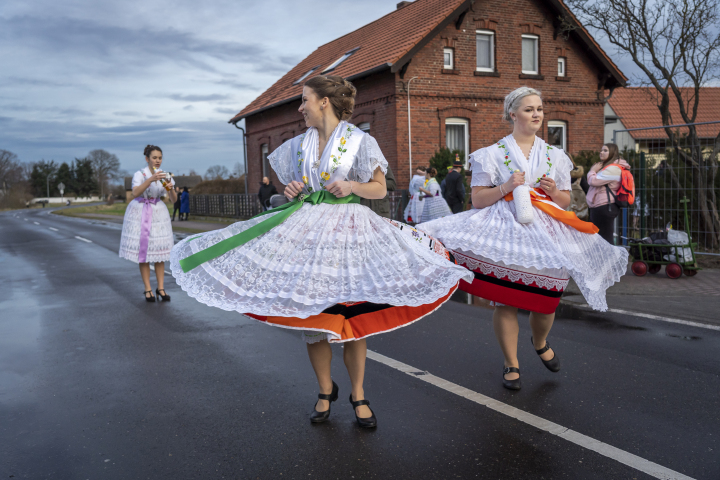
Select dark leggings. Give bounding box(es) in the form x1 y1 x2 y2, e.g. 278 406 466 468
589 205 619 244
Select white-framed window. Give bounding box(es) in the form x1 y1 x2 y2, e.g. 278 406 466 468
357 122 370 132
476 30 495 72
558 57 566 77
293 65 320 85
445 117 469 167
261 144 269 177
443 47 454 69
547 121 567 151
522 34 539 74
322 47 360 73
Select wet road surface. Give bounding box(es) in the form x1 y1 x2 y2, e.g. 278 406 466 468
1 207 718 479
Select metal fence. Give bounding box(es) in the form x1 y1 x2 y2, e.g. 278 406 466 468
190 190 410 221
612 121 720 255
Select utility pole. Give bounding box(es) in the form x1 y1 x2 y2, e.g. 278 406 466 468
406 76 419 185
234 122 249 196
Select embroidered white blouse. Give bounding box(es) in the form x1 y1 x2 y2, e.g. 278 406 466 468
131 167 174 199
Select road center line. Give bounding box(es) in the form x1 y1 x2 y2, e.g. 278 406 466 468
48 227 59 232
33 221 40 225
570 303 720 332
367 349 695 480
74 236 92 243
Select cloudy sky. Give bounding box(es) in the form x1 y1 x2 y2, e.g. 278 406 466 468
0 0 641 177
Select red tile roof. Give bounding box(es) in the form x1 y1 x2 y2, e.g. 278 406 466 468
608 87 720 139
230 0 626 124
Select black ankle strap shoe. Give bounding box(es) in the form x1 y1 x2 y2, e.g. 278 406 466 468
310 381 338 423
349 394 377 428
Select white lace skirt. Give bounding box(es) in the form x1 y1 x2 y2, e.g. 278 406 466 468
170 203 472 325
119 200 174 264
419 195 453 223
417 201 628 311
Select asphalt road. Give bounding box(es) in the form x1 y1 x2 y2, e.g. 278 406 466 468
1 207 718 479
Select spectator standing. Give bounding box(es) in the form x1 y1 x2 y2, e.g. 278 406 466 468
258 177 278 211
360 165 396 218
180 186 190 221
443 157 465 213
172 186 181 221
587 144 630 244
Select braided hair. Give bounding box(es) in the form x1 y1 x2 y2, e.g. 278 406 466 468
304 75 357 121
144 145 162 157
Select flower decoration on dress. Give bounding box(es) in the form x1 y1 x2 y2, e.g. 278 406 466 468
320 171 331 181
302 176 309 184
498 142 514 174
319 125 355 190
535 146 553 185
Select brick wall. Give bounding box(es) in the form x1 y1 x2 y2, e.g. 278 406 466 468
393 0 608 186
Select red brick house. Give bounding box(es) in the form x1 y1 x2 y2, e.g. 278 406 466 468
230 0 626 192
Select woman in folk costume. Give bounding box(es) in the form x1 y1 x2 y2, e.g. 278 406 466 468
119 145 176 302
417 87 627 390
418 167 452 222
169 75 472 427
403 166 427 223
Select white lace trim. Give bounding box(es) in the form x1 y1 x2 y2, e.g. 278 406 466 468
347 134 388 183
453 251 569 291
267 139 296 186
469 148 503 187
119 200 174 263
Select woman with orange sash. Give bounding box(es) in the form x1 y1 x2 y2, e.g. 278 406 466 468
170 75 472 427
417 87 627 391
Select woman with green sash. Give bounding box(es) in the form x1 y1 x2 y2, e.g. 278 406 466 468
170 75 472 428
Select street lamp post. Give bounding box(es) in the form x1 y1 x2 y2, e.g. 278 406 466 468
46 173 54 200
58 182 65 203
406 76 419 185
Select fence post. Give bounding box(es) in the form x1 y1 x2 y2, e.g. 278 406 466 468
639 152 646 238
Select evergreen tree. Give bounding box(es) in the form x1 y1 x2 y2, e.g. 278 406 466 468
73 157 96 197
56 162 72 196
30 160 58 197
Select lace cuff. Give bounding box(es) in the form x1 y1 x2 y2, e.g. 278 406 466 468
469 148 502 187
268 139 296 185
555 151 573 191
347 134 388 183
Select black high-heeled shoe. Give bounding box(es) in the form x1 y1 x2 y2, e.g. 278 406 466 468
310 381 338 423
349 394 377 428
144 290 156 302
502 367 522 390
156 288 171 302
531 336 560 372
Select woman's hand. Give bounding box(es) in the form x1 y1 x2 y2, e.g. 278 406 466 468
149 169 166 183
284 180 305 200
590 162 602 174
326 180 353 198
538 176 557 196
503 171 525 193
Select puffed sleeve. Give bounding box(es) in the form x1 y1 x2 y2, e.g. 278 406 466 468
348 134 388 183
469 148 502 187
131 170 144 189
267 139 296 185
554 150 574 191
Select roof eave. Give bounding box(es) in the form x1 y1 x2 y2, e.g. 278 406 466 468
391 0 474 73
228 63 393 124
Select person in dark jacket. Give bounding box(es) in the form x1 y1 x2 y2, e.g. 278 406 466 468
180 187 190 220
172 186 181 221
258 177 278 211
443 159 466 213
360 165 396 218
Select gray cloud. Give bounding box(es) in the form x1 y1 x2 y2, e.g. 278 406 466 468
114 111 142 116
215 107 238 114
164 93 231 102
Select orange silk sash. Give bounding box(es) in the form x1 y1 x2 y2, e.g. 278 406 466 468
504 188 599 234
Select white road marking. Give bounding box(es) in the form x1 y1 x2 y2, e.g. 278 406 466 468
48 227 59 232
367 349 695 480
570 303 720 332
74 236 92 243
33 221 40 225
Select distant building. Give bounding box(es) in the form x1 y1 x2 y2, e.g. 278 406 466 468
605 87 720 154
229 0 626 192
124 175 203 202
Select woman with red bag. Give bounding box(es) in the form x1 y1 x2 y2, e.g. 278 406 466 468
587 144 631 244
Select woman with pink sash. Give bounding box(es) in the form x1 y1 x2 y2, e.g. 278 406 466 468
119 145 176 302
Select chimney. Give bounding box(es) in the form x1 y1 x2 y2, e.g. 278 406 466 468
397 1 413 9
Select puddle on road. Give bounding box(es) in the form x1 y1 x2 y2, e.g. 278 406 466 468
663 334 702 341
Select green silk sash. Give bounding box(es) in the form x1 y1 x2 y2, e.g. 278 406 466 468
179 190 360 272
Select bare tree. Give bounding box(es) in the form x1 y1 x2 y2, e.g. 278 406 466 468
0 150 24 195
567 0 720 247
87 149 121 199
205 165 230 180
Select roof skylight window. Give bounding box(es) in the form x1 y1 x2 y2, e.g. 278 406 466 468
293 65 321 85
322 47 360 73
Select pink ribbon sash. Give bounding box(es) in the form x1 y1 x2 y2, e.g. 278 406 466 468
135 197 160 263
